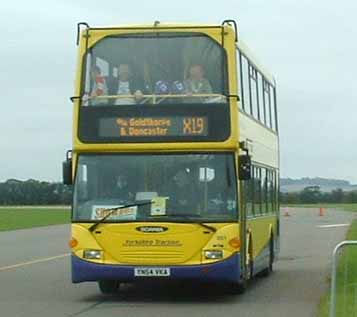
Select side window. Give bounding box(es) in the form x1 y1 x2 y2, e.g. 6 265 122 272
264 80 272 129
267 170 274 213
274 170 279 212
237 51 244 110
83 52 92 99
246 167 278 216
236 51 277 132
241 55 251 115
249 65 258 120
271 86 278 131
258 73 265 125
272 170 278 212
253 167 261 216
261 168 267 214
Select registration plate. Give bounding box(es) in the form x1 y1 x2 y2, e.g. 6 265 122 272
134 267 171 277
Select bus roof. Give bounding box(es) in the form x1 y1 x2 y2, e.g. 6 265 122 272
236 40 276 86
83 22 225 30
79 21 275 85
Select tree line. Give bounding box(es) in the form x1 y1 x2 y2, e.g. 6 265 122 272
1 180 357 206
280 186 357 204
0 179 72 205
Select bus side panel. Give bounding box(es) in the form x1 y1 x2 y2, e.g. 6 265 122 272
247 215 277 274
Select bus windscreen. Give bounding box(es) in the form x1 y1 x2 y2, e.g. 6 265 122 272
73 153 238 223
81 32 227 107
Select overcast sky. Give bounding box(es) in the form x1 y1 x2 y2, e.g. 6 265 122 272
1 0 356 183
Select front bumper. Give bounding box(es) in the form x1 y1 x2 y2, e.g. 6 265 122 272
71 253 241 284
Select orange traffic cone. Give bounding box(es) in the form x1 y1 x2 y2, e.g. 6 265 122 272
319 207 325 216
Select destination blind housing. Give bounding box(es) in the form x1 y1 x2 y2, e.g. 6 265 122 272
78 103 230 143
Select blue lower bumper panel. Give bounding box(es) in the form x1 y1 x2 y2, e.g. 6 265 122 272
71 254 241 284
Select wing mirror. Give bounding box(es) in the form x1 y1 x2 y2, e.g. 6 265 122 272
238 154 251 180
62 150 73 185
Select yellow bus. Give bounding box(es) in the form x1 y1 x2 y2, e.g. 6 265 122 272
63 20 279 294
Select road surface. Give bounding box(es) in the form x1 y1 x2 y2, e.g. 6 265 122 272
0 208 354 317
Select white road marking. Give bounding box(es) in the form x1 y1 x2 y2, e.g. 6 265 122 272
317 224 349 228
0 253 70 272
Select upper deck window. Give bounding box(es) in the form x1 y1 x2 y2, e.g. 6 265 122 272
237 50 278 133
82 33 228 106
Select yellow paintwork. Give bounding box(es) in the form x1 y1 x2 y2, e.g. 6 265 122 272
71 222 240 265
247 215 276 260
70 22 279 269
72 24 238 153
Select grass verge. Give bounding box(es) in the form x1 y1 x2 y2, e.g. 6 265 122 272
0 207 70 231
318 219 357 316
281 203 357 212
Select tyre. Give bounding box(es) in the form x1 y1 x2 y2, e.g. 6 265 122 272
260 238 274 277
226 248 253 295
98 280 120 294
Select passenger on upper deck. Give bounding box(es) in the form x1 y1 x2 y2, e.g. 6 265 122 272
184 64 213 103
108 64 144 105
90 65 108 105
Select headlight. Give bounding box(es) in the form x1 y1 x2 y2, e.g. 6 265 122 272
83 250 102 259
204 250 223 259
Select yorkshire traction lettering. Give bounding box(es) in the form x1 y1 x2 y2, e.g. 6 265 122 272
123 240 183 247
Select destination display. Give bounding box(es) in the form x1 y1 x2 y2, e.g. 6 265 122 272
99 116 208 138
78 103 230 143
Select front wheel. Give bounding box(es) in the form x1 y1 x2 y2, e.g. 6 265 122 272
226 250 253 295
98 280 120 294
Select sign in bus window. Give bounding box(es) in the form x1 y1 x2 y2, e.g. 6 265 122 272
91 205 137 220
99 116 208 138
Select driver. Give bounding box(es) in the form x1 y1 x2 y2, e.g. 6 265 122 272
170 169 196 213
114 175 134 202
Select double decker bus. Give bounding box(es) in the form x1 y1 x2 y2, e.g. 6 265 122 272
63 20 279 294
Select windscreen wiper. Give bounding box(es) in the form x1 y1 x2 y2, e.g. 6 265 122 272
88 201 152 232
168 214 217 232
